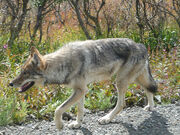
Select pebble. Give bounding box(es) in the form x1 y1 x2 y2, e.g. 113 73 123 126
0 104 180 135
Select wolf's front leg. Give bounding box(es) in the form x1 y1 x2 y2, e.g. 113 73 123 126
54 89 85 131
68 96 85 128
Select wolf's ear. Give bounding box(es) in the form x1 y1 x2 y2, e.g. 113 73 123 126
31 46 41 57
31 47 45 70
32 53 41 66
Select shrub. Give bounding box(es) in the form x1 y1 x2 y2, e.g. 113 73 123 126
0 26 179 126
0 96 28 126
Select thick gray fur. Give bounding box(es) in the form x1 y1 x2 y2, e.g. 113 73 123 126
10 38 157 130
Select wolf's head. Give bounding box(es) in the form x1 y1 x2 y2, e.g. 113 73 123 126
9 47 46 93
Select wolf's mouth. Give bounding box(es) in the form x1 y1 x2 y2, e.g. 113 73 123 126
19 81 35 93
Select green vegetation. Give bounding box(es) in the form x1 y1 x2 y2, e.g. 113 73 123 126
0 0 179 126
0 27 179 126
0 93 28 126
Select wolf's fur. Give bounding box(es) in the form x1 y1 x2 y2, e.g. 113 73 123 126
10 38 157 130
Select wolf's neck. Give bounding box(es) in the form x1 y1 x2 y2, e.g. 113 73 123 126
43 55 71 85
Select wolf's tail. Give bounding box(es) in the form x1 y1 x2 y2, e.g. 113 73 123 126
146 61 158 93
136 61 158 93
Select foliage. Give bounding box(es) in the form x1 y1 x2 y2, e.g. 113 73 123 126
0 23 179 126
85 82 116 111
149 46 180 103
0 93 28 126
110 27 179 50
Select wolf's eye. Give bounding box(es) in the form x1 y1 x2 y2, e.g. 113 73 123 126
23 71 27 75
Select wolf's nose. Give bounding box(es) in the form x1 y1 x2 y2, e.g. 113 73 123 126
9 83 13 87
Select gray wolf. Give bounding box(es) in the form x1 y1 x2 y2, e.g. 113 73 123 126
9 38 157 130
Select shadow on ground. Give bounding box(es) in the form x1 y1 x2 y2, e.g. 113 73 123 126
121 111 173 135
66 110 173 135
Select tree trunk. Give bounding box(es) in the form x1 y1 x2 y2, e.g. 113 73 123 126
31 3 45 42
69 0 91 39
176 18 180 29
8 0 29 47
135 0 144 42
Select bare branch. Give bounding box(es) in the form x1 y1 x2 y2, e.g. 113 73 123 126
97 0 105 18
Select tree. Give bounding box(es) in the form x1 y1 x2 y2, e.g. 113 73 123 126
152 0 180 29
82 0 105 38
29 0 56 44
135 0 145 41
69 0 105 39
2 0 30 47
69 0 92 39
135 0 167 42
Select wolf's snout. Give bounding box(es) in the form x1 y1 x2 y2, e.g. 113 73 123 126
9 82 13 87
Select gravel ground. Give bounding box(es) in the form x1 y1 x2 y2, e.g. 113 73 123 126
0 104 180 135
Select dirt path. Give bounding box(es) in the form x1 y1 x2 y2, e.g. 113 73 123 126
0 104 180 135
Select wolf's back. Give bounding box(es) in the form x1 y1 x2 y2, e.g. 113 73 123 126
65 38 148 66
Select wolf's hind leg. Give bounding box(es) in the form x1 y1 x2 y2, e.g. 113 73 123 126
98 62 146 124
143 90 155 111
68 96 85 128
136 67 157 111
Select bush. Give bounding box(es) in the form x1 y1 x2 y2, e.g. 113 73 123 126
112 27 179 50
0 26 179 126
0 96 28 126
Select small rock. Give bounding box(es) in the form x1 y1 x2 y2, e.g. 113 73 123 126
155 95 161 103
0 131 5 135
171 98 176 104
175 101 180 106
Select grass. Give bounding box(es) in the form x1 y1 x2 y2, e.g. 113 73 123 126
149 46 180 103
0 26 179 126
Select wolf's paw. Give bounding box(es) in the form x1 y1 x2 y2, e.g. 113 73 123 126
55 122 64 131
68 121 81 129
143 105 153 111
98 116 111 124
